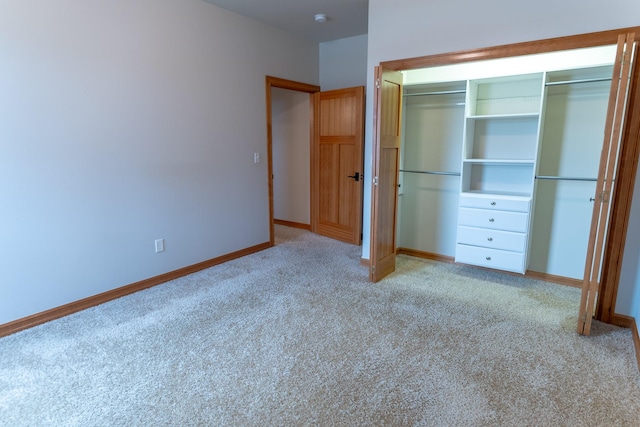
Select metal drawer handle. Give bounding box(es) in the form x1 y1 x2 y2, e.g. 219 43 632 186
489 218 495 222
491 202 496 206
486 256 491 261
487 237 493 242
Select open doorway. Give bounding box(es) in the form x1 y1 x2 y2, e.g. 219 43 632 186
266 77 366 247
271 87 313 231
265 77 319 246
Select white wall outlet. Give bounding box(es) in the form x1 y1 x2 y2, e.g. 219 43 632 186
253 152 260 164
155 238 165 253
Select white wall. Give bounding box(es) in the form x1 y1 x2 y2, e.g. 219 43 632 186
320 34 368 91
363 0 640 317
0 0 318 325
272 88 311 225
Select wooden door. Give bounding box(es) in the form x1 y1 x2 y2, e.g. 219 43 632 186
313 87 365 245
578 32 636 335
369 68 403 282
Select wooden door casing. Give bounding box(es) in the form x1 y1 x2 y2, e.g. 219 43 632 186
265 76 320 246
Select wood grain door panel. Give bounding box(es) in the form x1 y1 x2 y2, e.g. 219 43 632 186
370 68 404 282
314 87 365 245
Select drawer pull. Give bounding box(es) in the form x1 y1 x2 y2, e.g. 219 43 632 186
491 202 496 206
489 218 495 222
487 237 493 242
486 256 491 261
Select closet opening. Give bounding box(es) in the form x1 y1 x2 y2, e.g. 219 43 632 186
398 46 616 282
370 28 640 328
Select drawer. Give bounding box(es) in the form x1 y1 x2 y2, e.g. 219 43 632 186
458 208 529 232
456 226 526 252
455 244 526 273
459 194 531 212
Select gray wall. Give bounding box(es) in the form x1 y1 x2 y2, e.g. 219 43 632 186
617 171 640 319
362 0 640 318
320 34 368 91
0 0 318 324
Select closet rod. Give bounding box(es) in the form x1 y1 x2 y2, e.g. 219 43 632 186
535 175 597 182
545 77 611 87
404 89 466 97
400 169 461 176
405 102 466 108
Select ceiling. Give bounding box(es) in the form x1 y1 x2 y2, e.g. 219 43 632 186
201 0 368 43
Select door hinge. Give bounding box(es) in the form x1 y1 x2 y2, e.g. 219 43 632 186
376 78 380 89
373 176 378 186
599 191 610 203
371 265 376 273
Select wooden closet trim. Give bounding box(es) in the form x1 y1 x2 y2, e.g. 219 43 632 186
380 27 640 324
598 49 640 323
381 27 640 71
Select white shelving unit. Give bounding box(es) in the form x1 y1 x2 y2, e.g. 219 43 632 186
455 73 546 273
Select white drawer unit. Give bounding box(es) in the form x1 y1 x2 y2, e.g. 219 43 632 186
455 194 534 274
457 207 530 233
459 194 531 212
455 244 526 273
456 225 527 252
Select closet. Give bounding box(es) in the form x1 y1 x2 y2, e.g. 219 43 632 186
397 46 616 281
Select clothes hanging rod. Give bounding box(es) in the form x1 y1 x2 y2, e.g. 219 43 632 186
535 175 597 182
400 169 461 176
405 102 466 108
404 89 466 97
545 77 611 87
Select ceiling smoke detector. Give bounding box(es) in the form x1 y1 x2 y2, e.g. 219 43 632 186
314 14 327 23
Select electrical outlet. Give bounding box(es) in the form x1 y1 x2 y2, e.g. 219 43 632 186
155 239 165 253
254 152 260 164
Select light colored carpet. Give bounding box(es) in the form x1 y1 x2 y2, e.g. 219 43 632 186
1 225 639 426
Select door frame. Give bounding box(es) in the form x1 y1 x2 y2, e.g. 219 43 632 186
372 26 640 324
265 76 320 246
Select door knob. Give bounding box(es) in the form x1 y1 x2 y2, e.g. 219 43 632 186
347 172 360 182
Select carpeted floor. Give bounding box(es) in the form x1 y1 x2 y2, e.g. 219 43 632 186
1 225 639 426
